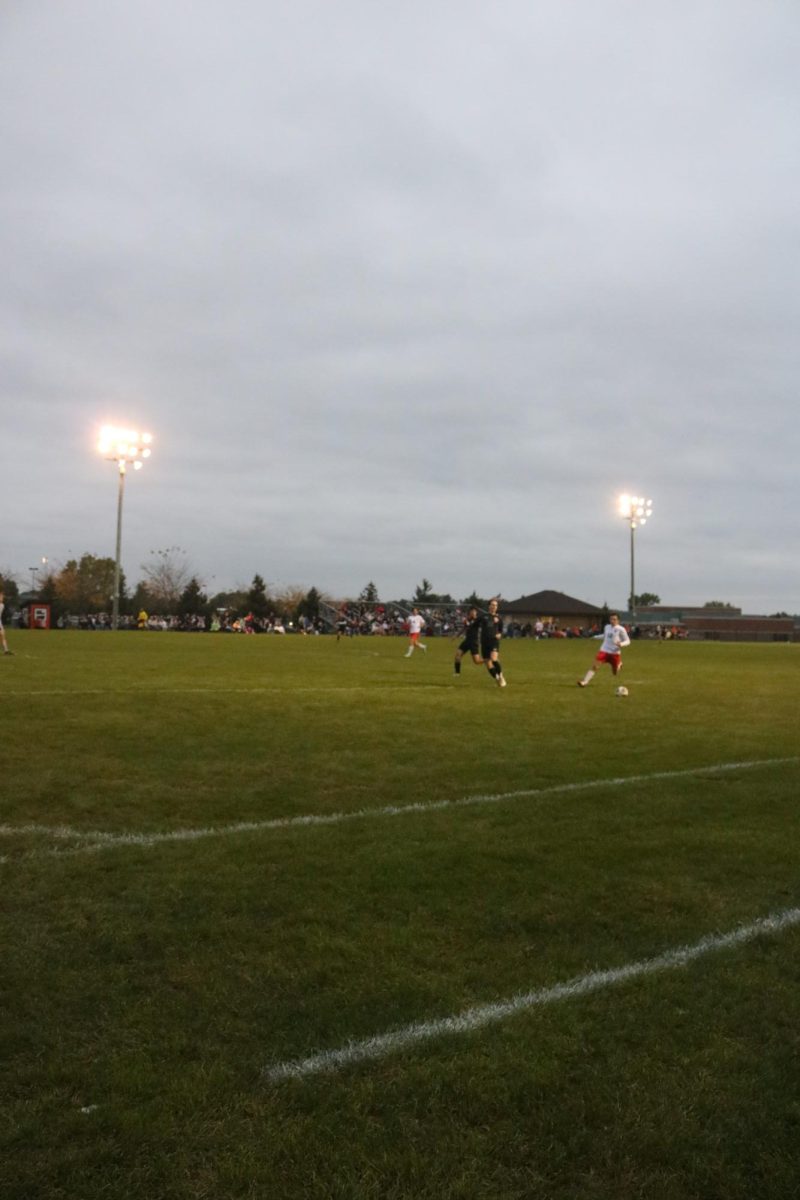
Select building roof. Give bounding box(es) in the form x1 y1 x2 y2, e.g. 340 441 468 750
500 590 606 615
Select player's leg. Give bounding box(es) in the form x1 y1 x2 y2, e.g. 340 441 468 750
578 652 602 687
485 645 502 683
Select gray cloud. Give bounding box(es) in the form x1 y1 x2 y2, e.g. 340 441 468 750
1 0 798 611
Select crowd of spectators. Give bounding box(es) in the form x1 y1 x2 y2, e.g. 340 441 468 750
10 599 685 640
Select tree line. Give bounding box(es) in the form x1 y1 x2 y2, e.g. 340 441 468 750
2 555 771 618
0 549 324 624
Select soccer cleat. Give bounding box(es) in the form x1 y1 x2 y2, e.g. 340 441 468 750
498 675 507 687
577 680 586 687
4 650 13 656
405 650 413 658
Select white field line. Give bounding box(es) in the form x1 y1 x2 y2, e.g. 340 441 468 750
263 905 800 1082
1 757 796 860
1 685 444 697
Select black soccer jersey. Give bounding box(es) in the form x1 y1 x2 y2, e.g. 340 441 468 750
480 611 503 650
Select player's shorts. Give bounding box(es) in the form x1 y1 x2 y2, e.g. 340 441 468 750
409 631 421 643
481 637 500 657
595 650 621 668
459 636 480 655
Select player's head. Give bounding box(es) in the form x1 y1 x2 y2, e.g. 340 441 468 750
488 598 498 613
467 606 477 618
412 606 419 614
609 613 620 624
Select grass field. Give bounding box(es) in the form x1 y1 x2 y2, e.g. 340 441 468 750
2 630 799 1199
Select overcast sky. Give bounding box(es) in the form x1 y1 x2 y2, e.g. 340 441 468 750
2 1 798 612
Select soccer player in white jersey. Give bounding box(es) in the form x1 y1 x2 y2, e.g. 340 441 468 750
0 590 13 655
404 607 427 657
577 613 630 687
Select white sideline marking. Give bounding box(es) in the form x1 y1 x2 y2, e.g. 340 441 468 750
2 685 438 697
264 906 800 1081
1 757 796 858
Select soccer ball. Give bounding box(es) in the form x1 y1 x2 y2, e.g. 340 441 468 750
615 685 629 697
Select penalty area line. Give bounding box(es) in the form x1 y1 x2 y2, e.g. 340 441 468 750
3 756 797 859
263 905 800 1081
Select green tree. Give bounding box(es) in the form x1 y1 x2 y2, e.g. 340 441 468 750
37 568 63 618
0 571 20 606
359 581 379 603
634 592 661 606
703 600 737 610
413 579 454 604
178 576 208 617
247 574 272 619
55 554 124 612
130 582 154 616
208 588 249 615
461 590 488 610
297 586 322 621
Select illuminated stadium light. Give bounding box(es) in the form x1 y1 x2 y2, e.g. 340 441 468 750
97 425 155 630
618 492 654 620
98 425 153 466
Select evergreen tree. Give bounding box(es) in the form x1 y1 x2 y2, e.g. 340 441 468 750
359 581 379 603
247 574 272 619
297 586 322 621
0 572 20 606
130 582 154 615
461 590 488 610
413 579 453 604
178 576 208 617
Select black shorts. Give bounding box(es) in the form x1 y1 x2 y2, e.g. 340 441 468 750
459 637 480 655
481 638 500 658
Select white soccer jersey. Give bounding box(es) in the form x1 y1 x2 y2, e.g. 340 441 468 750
601 622 630 654
0 601 4 630
407 613 425 635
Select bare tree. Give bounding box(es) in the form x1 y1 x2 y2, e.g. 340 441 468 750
140 547 193 610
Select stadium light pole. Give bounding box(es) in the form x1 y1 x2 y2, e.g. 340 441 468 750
618 493 653 620
97 426 153 630
28 558 48 594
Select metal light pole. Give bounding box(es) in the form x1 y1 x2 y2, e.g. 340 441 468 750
98 426 153 630
28 558 48 594
618 494 653 620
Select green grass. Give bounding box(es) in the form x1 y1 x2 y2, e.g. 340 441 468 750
2 631 799 1199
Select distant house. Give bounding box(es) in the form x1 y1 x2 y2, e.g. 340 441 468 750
499 590 607 632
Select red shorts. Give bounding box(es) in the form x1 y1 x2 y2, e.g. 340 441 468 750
595 650 621 669
409 632 421 643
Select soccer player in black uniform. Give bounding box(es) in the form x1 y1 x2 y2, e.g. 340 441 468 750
480 598 507 687
453 607 483 675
